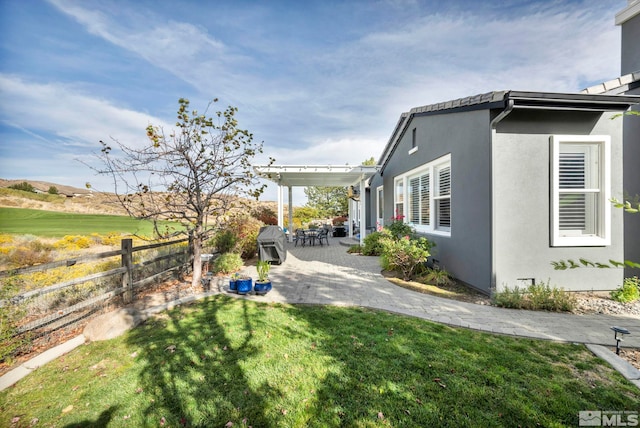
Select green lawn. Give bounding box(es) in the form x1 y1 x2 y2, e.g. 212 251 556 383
0 207 169 237
1 296 637 427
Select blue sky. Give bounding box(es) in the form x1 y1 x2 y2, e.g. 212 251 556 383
0 0 627 203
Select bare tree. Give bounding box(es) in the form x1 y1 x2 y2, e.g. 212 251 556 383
93 98 274 287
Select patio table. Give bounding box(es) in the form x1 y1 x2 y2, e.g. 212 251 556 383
304 229 319 246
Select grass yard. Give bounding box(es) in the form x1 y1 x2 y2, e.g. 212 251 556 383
2 296 638 427
0 207 170 237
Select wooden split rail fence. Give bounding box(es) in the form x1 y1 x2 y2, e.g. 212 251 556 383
0 238 191 343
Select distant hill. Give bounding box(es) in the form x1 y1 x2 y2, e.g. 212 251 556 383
0 179 92 197
0 179 126 215
0 178 280 217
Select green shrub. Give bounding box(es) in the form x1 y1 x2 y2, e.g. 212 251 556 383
47 186 59 195
527 282 576 311
493 281 576 312
214 230 238 254
239 228 259 259
362 231 388 256
213 252 243 274
610 276 640 303
421 268 454 287
347 245 362 254
493 285 526 309
380 236 430 281
385 217 415 240
226 215 263 260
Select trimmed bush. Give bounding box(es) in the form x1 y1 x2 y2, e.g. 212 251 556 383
362 231 389 256
380 235 430 281
213 252 243 274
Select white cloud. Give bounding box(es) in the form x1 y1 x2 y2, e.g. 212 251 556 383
0 74 167 148
3 0 627 204
257 136 383 167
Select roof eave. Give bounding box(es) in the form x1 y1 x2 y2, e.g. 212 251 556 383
377 90 640 176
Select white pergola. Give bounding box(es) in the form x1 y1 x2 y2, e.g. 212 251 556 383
253 165 380 246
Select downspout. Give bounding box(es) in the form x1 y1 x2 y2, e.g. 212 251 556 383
489 98 514 296
490 99 514 129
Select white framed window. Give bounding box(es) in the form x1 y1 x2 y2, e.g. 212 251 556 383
435 164 451 231
550 135 610 247
394 179 404 219
395 153 451 235
376 186 384 230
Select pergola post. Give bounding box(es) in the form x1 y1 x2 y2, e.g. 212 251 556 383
348 198 353 239
360 178 366 246
277 184 283 229
288 186 294 242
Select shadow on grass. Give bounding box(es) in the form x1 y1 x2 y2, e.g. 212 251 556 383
123 273 639 427
125 296 281 427
279 302 639 426
62 406 118 428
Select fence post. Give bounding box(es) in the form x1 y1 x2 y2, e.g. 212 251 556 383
121 239 133 304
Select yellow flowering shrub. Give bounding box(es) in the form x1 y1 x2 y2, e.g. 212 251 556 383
53 235 93 250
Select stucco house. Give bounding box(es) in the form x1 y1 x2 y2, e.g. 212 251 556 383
367 2 640 295
368 90 639 295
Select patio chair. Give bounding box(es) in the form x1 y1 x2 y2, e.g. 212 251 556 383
316 228 329 246
293 229 307 247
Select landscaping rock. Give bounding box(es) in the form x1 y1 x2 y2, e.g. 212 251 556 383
83 308 146 341
572 293 640 317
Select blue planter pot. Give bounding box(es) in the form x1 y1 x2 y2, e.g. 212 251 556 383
229 279 238 293
254 280 272 295
236 278 253 295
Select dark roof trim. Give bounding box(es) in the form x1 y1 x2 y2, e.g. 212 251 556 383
377 90 640 174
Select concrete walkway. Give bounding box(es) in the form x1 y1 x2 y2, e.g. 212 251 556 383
2 239 639 390
241 240 640 348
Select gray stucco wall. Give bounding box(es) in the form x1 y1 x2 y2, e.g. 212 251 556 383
621 10 640 277
621 12 640 74
492 110 625 292
371 109 493 293
623 88 640 278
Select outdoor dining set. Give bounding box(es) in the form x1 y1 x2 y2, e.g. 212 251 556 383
293 228 331 247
